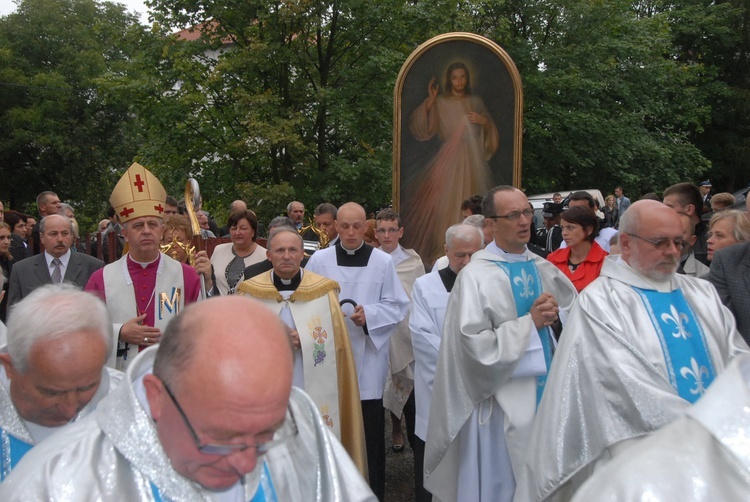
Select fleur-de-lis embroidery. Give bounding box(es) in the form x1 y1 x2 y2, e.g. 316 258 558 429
514 269 534 298
661 305 691 340
680 357 709 395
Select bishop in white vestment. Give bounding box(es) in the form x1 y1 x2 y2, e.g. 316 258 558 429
85 163 200 370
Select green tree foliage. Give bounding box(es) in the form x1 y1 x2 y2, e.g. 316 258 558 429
0 0 146 230
519 0 715 195
2 0 746 229
667 0 750 191
112 0 434 218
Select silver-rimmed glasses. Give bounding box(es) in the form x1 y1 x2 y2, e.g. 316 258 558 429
161 379 298 456
624 233 688 251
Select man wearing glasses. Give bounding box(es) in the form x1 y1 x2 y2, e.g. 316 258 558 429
424 186 578 502
0 296 375 501
375 210 425 461
520 200 749 502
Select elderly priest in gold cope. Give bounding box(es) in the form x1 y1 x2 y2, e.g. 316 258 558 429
0 296 376 501
237 226 367 476
85 163 202 370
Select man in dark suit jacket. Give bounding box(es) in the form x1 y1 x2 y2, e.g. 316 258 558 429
8 215 104 309
709 240 750 345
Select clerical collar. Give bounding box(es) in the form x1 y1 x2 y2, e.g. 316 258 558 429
128 254 160 269
341 240 364 255
438 266 458 292
273 270 302 291
335 240 373 267
486 241 528 262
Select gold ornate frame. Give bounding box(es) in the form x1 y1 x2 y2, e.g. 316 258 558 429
393 32 523 263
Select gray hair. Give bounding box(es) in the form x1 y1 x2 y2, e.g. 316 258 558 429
35 191 57 208
618 206 638 235
267 226 303 248
58 203 75 216
268 216 296 230
6 284 112 372
286 201 303 212
38 214 74 235
445 223 484 249
462 214 485 229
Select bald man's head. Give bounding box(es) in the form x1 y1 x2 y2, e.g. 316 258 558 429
145 297 293 490
153 296 292 391
619 200 684 281
336 202 367 250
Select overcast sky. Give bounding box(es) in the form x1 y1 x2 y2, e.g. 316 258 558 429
0 0 150 24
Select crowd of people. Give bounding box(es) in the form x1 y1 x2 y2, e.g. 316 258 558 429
0 164 749 501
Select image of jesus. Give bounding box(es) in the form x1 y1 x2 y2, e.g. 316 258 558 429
405 61 499 263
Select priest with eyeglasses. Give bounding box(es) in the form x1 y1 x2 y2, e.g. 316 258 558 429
0 296 375 501
518 199 750 502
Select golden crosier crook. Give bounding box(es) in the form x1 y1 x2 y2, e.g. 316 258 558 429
183 178 207 298
299 217 330 249
184 178 202 237
160 233 197 266
159 177 201 266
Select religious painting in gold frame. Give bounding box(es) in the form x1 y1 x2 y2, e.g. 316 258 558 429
393 32 523 264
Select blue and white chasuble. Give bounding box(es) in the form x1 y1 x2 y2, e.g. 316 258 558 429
0 431 32 481
632 286 715 403
494 260 556 405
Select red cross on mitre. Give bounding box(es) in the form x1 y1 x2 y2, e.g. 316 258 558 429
133 174 146 192
120 206 135 218
154 204 164 214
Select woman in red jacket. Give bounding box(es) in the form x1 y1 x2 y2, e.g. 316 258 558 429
547 205 608 292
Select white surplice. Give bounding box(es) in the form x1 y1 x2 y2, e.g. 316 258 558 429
572 353 750 501
424 244 577 502
519 256 750 502
305 243 410 400
383 246 425 416
410 270 450 441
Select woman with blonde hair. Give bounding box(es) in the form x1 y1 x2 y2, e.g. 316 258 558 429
603 194 619 228
707 209 750 262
